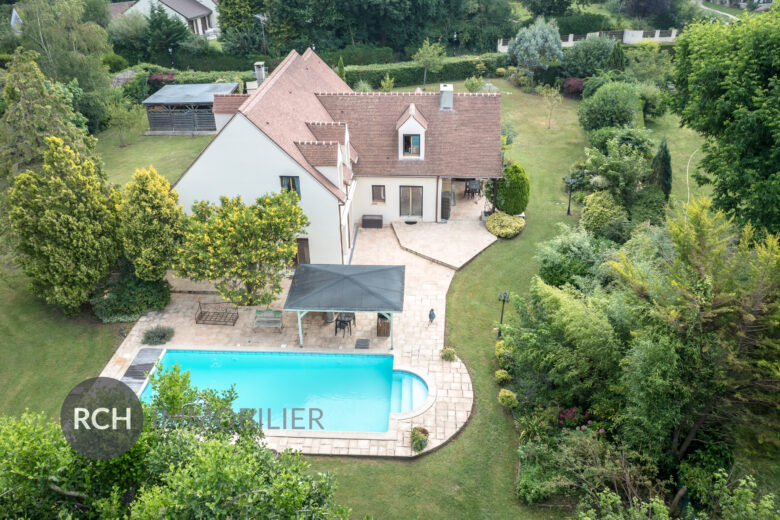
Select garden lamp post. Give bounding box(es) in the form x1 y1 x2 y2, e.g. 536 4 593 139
565 176 575 216
497 291 509 338
167 47 174 68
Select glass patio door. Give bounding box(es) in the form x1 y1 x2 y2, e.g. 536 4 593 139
400 186 423 217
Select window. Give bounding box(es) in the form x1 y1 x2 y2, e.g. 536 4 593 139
403 134 421 157
400 186 423 217
372 185 385 203
280 176 301 197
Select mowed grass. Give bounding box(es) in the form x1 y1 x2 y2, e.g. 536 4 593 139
702 1 744 17
0 266 125 417
309 79 713 518
96 120 212 186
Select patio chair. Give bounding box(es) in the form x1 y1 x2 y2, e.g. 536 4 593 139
335 319 351 337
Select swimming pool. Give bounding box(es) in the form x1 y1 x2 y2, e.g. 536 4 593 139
140 350 428 433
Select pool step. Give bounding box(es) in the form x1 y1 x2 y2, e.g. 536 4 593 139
402 376 413 412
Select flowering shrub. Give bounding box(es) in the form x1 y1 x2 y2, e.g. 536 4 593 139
494 340 512 369
411 426 429 452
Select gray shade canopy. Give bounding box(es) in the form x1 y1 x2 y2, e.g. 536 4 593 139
284 264 405 313
142 83 239 106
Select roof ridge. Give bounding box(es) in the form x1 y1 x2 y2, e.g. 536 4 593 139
316 91 439 96
239 50 300 114
295 140 340 145
306 121 347 126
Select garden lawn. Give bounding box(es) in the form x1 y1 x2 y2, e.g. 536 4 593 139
309 79 714 519
96 123 212 186
0 265 125 417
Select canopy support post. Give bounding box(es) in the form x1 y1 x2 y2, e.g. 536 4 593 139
296 311 308 348
390 313 394 351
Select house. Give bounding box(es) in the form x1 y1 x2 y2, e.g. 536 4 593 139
121 0 219 37
174 49 502 265
142 83 239 134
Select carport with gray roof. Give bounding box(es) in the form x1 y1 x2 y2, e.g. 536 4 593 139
284 264 405 349
142 83 239 133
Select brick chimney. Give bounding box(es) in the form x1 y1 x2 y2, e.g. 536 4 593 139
439 83 453 111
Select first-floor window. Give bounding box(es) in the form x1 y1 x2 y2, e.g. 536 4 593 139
400 186 423 217
280 176 301 197
372 185 385 203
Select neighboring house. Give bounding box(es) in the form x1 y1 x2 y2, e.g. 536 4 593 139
174 49 502 265
122 0 218 37
109 1 137 19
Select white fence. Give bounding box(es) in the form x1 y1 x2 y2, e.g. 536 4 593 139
497 29 678 52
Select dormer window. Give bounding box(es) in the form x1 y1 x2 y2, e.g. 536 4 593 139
403 135 421 157
397 103 427 160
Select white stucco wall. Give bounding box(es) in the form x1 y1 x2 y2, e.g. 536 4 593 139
351 176 439 225
174 114 344 264
127 0 213 34
214 113 233 132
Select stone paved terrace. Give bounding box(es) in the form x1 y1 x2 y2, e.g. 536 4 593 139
391 181 496 270
100 225 484 457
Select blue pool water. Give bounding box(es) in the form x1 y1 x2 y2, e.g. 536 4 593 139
140 350 428 432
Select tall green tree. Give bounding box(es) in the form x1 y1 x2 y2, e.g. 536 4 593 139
177 192 309 307
651 137 672 200
0 50 97 181
8 137 120 312
120 167 184 282
144 3 190 59
412 38 445 91
337 56 346 80
672 9 780 233
490 162 531 215
606 41 625 71
217 0 256 33
19 0 112 130
508 17 563 84
82 0 110 28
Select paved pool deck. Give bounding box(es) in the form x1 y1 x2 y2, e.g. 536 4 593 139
101 188 494 457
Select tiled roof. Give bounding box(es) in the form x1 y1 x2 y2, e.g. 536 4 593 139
306 121 347 143
316 92 502 178
395 103 428 130
110 1 136 18
295 141 339 166
238 49 352 202
213 93 249 114
160 0 211 20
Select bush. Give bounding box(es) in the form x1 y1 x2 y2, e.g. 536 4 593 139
142 326 174 345
582 70 631 98
411 426 429 452
515 441 558 504
536 224 615 287
344 53 506 88
90 264 171 323
487 212 526 239
587 126 654 157
465 75 485 93
353 79 372 92
491 162 530 215
629 185 666 225
562 35 616 79
555 13 613 35
440 347 457 361
581 191 629 241
103 53 129 73
498 388 519 408
562 77 584 98
635 82 665 120
495 67 507 77
495 369 511 385
495 340 512 369
577 81 639 131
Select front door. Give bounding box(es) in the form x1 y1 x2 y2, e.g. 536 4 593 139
296 238 310 265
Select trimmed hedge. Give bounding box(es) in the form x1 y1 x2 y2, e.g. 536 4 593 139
487 211 526 239
344 53 507 88
319 44 395 67
555 13 614 35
